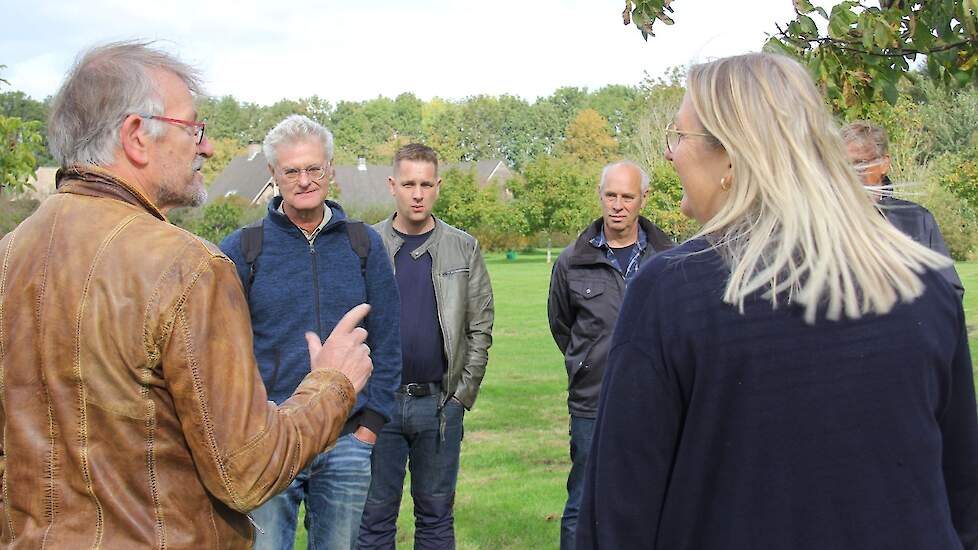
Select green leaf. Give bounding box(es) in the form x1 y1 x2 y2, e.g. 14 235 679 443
828 4 856 39
763 37 797 58
793 0 816 14
798 15 818 36
874 20 892 49
881 79 899 105
963 0 978 36
954 69 974 86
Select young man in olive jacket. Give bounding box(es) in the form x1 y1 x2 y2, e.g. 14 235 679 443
358 144 494 550
547 160 673 550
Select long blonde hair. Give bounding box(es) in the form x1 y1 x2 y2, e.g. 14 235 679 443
687 53 951 323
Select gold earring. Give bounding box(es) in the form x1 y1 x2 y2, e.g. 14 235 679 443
720 176 731 191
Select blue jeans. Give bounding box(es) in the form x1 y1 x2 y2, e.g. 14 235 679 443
358 393 465 550
560 416 595 550
251 432 374 550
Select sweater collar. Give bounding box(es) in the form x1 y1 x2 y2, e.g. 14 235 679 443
266 195 347 234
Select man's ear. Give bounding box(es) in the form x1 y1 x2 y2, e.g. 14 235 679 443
388 176 396 196
120 115 152 166
880 154 892 176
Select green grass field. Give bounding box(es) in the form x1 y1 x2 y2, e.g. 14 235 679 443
293 254 978 549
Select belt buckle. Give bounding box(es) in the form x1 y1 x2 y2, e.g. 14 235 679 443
405 383 425 397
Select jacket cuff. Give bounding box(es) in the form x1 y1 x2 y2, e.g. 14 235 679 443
303 369 356 413
358 408 387 434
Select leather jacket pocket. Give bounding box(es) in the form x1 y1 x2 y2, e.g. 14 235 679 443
440 266 470 279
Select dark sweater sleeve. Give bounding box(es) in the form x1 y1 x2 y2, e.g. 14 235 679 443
547 256 573 355
358 228 402 432
576 268 684 550
943 305 978 549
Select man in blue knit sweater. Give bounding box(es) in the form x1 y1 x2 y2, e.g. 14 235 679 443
220 115 401 550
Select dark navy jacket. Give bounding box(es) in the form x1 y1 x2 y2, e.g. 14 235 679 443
220 198 401 435
879 194 964 299
578 238 978 550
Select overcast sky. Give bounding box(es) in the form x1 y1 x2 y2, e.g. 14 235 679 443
1 0 804 105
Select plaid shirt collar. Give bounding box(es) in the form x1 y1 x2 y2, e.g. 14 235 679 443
589 224 648 286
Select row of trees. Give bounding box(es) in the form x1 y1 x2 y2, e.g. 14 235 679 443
171 70 977 261
3 1 977 257
5 64 976 258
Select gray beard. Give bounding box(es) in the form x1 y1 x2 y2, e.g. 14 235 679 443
158 179 207 209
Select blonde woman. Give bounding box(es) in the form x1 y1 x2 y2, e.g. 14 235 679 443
576 53 977 550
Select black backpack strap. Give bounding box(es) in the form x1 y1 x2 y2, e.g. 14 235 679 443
346 220 371 280
240 218 264 297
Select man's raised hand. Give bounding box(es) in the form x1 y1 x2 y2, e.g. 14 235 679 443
306 304 373 393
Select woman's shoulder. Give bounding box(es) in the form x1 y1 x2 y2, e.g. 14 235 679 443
637 238 725 287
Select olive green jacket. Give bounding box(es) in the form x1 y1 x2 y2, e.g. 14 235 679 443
373 215 494 409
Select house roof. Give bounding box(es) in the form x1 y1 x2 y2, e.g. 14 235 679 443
207 149 271 203
207 151 514 212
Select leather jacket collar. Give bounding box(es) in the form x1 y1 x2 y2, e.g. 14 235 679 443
56 164 166 222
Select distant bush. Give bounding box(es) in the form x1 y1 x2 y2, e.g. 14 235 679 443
0 195 39 237
915 155 978 261
170 195 264 244
933 146 978 213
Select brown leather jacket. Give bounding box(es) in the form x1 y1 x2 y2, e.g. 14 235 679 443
0 166 355 549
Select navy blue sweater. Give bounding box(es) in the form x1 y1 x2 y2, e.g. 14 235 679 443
577 238 978 550
220 199 401 435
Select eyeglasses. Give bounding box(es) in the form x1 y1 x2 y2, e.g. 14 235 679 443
138 114 207 145
851 157 887 175
279 165 328 183
664 122 714 154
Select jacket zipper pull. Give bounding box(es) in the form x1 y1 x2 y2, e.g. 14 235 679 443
247 514 265 534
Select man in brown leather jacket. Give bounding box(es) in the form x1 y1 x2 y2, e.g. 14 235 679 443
0 41 373 549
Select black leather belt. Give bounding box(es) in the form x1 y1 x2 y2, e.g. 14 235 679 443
398 382 441 397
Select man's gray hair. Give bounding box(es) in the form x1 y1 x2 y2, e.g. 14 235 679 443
599 160 650 194
48 41 203 168
263 115 334 168
840 120 889 158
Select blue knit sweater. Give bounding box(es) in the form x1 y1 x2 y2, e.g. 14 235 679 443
220 198 401 434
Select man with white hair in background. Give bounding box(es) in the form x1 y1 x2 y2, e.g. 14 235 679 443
0 41 373 549
547 160 673 550
220 115 401 550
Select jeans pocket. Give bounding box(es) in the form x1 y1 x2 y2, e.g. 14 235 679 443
350 432 376 449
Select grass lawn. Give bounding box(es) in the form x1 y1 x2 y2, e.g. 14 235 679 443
292 255 978 549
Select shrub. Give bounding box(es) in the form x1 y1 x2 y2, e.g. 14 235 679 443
0 195 39 237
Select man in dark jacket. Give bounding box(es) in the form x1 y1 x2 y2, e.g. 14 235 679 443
547 160 674 550
842 120 964 299
220 115 401 550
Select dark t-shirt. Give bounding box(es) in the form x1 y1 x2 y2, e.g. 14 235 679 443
609 243 636 275
394 228 446 385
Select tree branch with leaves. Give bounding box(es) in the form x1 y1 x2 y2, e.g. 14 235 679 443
622 0 978 116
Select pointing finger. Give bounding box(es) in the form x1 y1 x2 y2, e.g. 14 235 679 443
333 304 371 336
